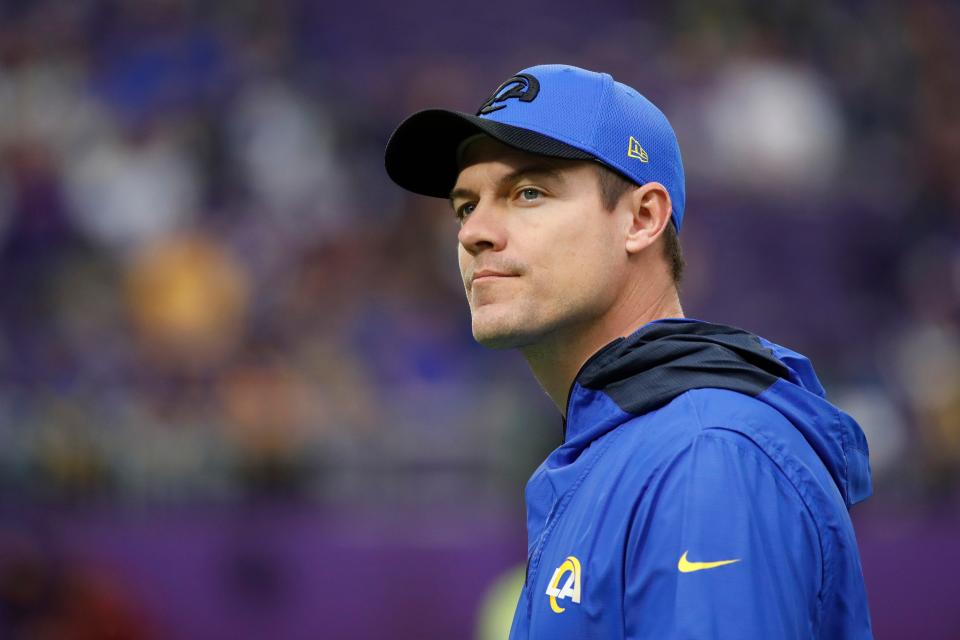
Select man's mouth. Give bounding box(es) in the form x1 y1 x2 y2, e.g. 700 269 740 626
472 270 514 282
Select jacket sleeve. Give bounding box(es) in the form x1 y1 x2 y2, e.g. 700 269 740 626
624 429 823 639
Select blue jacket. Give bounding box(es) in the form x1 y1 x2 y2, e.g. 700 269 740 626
508 319 873 639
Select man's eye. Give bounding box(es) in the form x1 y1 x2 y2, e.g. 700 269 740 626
456 203 476 220
519 188 541 201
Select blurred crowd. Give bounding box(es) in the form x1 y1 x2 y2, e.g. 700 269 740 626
0 1 958 637
0 0 957 509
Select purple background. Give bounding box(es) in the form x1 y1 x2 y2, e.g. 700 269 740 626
0 0 959 637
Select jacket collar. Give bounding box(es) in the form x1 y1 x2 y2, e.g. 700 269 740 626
562 318 789 443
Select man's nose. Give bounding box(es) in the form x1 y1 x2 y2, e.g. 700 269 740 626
457 201 507 255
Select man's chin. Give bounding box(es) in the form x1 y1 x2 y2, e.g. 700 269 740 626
471 321 539 350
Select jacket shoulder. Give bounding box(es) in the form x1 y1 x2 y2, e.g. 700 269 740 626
614 387 849 529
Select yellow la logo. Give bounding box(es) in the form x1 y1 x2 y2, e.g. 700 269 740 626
627 136 649 162
545 556 581 613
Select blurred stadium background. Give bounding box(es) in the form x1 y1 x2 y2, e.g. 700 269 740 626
0 0 957 638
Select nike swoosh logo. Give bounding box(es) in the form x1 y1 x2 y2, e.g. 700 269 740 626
677 550 741 573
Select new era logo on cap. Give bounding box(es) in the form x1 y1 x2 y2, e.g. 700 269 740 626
384 64 686 231
628 137 650 163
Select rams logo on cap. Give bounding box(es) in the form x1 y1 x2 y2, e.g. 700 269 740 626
477 73 540 115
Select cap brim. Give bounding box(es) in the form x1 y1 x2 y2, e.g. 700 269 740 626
384 109 595 199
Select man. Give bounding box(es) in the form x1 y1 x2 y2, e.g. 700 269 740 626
384 64 873 638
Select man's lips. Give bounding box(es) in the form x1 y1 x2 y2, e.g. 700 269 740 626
471 270 518 283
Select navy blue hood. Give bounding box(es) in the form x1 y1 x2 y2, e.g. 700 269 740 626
564 318 872 507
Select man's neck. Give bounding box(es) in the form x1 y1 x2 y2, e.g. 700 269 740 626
520 286 683 417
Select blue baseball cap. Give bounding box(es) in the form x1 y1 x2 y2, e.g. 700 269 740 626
384 64 686 231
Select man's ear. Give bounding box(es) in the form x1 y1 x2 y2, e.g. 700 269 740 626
624 182 673 255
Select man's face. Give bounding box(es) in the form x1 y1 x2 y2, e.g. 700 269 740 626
451 137 631 349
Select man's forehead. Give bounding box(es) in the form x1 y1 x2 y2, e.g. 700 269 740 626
454 136 586 187
458 135 525 166
458 135 573 168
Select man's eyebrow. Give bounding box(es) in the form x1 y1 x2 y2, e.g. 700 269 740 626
449 164 568 202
